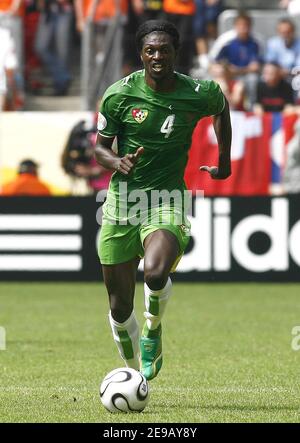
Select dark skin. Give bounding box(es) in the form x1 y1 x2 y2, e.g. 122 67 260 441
95 31 231 323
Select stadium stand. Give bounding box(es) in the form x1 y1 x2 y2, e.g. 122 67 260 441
218 8 300 39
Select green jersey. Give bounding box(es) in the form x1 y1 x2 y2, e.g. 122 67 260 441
98 70 224 220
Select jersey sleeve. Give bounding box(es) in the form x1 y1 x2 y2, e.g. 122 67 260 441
97 91 121 137
206 80 225 116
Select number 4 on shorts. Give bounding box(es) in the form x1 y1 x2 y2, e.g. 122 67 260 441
160 115 175 139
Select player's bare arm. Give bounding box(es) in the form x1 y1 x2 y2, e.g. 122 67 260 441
95 133 144 175
200 97 232 180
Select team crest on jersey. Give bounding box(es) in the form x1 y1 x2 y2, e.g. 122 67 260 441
132 108 148 123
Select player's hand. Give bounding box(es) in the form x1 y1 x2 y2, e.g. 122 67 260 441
116 147 144 175
199 165 231 180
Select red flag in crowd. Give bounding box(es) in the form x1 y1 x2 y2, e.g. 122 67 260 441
185 112 272 196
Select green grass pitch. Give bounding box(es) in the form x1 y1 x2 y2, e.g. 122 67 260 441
1 282 300 423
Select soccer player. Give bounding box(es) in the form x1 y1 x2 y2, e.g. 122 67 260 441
95 20 231 380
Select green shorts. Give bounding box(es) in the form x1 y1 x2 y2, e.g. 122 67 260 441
98 206 191 270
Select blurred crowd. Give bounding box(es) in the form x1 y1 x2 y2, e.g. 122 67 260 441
108 0 300 114
1 0 300 196
1 0 300 112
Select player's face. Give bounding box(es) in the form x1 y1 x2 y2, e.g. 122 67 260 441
263 64 280 86
235 18 251 41
141 32 176 81
278 23 294 46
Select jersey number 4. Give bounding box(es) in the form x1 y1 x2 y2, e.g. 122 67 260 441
160 114 175 139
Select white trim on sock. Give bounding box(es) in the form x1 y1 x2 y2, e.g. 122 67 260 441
144 276 172 300
144 277 172 330
108 310 140 370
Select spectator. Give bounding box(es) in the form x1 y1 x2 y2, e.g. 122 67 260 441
123 1 164 75
61 117 112 194
1 0 25 106
209 61 245 111
254 62 295 115
0 0 23 15
209 24 265 64
72 120 112 194
265 18 300 81
0 0 24 66
1 159 51 195
35 0 74 96
216 11 261 110
24 0 43 93
74 0 128 33
193 0 223 73
0 26 18 110
162 0 196 75
133 0 163 21
74 0 128 93
123 1 143 76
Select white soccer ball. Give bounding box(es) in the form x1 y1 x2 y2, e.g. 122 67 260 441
100 368 149 413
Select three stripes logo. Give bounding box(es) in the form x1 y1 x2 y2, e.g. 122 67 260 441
0 214 83 272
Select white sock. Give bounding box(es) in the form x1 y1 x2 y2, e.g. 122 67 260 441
108 310 140 370
144 277 172 330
